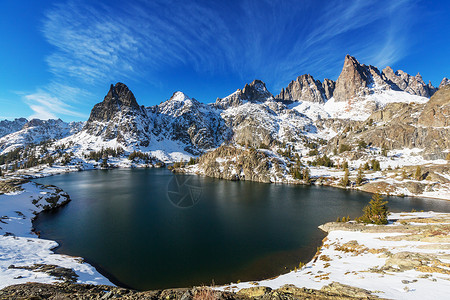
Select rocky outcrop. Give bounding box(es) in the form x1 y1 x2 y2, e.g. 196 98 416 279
276 74 327 103
214 80 274 109
195 146 276 183
0 282 381 299
439 77 450 89
418 84 450 127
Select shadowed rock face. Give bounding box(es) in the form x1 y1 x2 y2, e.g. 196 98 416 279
323 78 335 100
87 82 140 124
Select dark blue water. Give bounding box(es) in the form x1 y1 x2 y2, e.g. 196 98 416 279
33 168 450 290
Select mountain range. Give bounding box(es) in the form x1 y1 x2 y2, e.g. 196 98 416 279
0 55 449 164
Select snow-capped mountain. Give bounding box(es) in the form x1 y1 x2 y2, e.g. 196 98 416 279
0 119 83 154
0 118 28 138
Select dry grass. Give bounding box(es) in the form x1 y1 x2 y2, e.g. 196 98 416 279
193 287 219 300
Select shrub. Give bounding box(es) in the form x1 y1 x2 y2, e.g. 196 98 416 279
357 193 389 225
357 139 367 150
370 159 381 171
339 144 352 153
308 149 319 156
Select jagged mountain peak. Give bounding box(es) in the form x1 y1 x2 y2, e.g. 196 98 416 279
169 91 191 102
333 54 436 101
104 82 139 109
214 79 273 109
241 79 273 101
333 54 374 102
158 91 202 116
86 82 142 125
276 74 328 103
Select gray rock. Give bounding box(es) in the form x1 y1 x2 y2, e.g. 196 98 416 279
276 74 327 103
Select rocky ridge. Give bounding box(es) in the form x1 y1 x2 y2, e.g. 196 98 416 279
277 55 438 104
0 118 27 139
0 119 83 154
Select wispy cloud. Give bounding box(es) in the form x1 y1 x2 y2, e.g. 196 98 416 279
22 84 89 120
35 0 418 111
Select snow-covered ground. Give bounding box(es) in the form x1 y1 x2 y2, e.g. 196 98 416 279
218 212 450 299
291 89 429 121
0 182 112 289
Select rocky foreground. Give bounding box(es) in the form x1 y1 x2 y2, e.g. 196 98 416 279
0 282 380 300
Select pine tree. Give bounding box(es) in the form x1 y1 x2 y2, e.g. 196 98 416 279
302 167 311 183
356 167 364 185
0 167 2 177
415 166 422 181
101 157 108 168
340 168 350 186
357 193 389 225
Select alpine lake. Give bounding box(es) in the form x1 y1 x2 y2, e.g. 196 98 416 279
33 168 450 290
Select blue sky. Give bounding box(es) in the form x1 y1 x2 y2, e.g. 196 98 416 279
0 0 449 121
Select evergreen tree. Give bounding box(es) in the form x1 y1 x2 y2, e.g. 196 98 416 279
101 158 108 169
340 168 350 186
363 161 370 170
415 166 422 180
302 167 311 183
0 167 2 177
356 167 364 185
357 193 389 225
371 159 381 171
